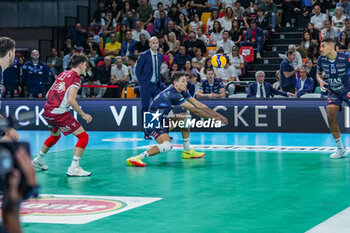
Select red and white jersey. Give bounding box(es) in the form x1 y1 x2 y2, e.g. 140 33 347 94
44 70 82 114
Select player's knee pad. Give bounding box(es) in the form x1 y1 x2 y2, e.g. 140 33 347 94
157 141 173 153
44 134 61 147
75 132 89 149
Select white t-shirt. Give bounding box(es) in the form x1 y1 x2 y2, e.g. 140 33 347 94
192 57 206 63
189 21 203 33
214 66 239 82
216 39 235 55
210 31 223 44
220 17 233 31
228 55 244 76
128 64 137 81
222 0 236 8
111 64 128 80
332 15 346 31
310 13 327 29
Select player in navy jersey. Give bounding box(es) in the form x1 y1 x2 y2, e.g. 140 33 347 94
317 38 350 159
126 72 228 167
0 37 19 142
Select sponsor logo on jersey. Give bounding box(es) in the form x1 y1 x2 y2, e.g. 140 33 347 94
51 82 66 93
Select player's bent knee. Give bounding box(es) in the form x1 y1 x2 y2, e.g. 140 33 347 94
157 141 173 153
44 134 61 148
76 132 89 149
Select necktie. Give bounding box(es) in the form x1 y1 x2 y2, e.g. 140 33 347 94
153 54 158 81
260 84 264 98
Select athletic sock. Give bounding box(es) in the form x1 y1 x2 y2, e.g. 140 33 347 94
37 151 46 162
71 156 80 168
335 138 345 150
138 151 149 159
183 138 190 152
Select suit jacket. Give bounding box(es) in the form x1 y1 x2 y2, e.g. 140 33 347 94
121 40 137 56
247 81 288 98
136 49 165 89
296 77 314 97
244 28 264 42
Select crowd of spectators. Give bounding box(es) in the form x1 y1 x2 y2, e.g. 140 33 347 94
3 0 350 99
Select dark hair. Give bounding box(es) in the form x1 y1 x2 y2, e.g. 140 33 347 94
127 55 137 62
322 38 336 44
211 9 218 20
205 67 214 74
213 21 222 33
302 31 310 43
70 53 88 68
286 50 295 56
157 2 163 7
171 71 187 83
0 37 16 58
250 20 257 25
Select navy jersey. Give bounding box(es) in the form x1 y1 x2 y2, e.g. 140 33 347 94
3 57 20 91
0 66 3 97
199 78 224 94
317 52 350 94
149 84 191 116
22 60 50 94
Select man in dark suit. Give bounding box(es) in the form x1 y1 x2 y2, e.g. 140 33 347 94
136 36 166 139
296 66 314 98
247 70 295 98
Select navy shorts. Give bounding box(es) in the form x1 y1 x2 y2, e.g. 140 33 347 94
145 127 169 140
327 90 350 110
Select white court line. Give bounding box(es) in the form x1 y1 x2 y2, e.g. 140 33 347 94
306 207 350 233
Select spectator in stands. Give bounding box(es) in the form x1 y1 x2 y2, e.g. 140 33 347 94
62 38 73 55
229 46 244 76
197 27 208 45
158 35 170 53
305 58 317 91
192 47 206 64
189 0 207 16
229 20 243 46
336 0 350 16
177 0 191 16
173 45 192 69
154 2 168 19
336 31 349 52
297 31 318 58
122 10 139 30
296 66 314 98
84 36 102 57
23 50 50 98
242 11 252 30
332 7 346 32
165 32 180 54
247 70 293 98
189 13 203 33
261 0 277 32
280 44 303 68
189 72 201 94
110 0 122 24
310 5 327 31
166 63 179 85
104 75 120 98
214 56 238 96
67 23 88 50
256 8 269 37
126 55 138 84
210 21 224 46
136 0 154 27
116 23 127 43
176 13 190 34
321 20 338 41
216 30 235 55
239 20 264 59
3 57 21 98
186 74 196 96
307 22 321 45
111 56 128 98
82 76 103 98
184 31 206 57
97 56 112 84
182 60 198 76
92 0 106 25
307 44 320 66
121 30 136 60
341 18 350 37
154 11 171 35
63 48 75 71
200 57 213 81
168 4 180 21
104 33 121 59
221 7 235 31
46 48 63 75
132 20 151 42
101 11 117 39
233 1 245 20
282 0 301 27
273 70 281 90
81 61 95 83
196 68 226 98
207 9 219 33
134 34 150 57
280 50 300 93
165 20 181 38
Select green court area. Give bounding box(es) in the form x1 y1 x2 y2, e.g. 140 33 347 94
23 149 350 233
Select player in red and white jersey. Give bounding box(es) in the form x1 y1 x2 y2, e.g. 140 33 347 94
32 53 93 177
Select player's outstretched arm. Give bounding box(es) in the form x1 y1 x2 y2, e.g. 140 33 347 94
67 86 92 123
316 70 328 91
180 97 228 124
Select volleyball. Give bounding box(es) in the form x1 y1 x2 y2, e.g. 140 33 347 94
211 54 227 68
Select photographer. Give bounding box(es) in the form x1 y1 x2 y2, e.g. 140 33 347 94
1 146 38 233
